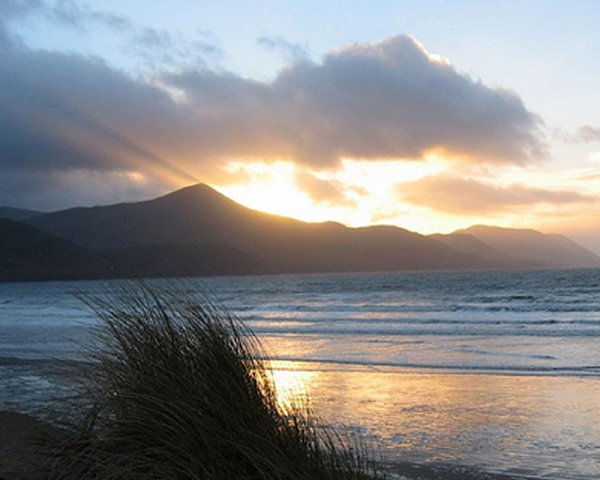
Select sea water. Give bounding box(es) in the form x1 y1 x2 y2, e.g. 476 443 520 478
1 268 599 478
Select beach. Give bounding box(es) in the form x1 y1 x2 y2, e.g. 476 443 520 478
1 269 599 478
0 409 540 480
270 364 600 479
2 366 598 479
0 411 59 479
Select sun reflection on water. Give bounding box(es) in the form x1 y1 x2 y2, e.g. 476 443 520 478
269 361 317 409
266 357 600 479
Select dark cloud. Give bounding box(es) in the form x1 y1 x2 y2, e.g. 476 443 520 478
167 35 544 167
257 36 309 62
576 124 600 142
0 169 171 211
0 44 199 208
0 34 545 208
0 23 11 50
398 175 592 214
0 0 42 19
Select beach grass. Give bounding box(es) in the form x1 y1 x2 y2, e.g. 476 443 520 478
39 283 382 479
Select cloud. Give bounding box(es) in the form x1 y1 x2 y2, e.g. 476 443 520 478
579 172 600 181
576 124 600 143
0 33 545 208
398 175 593 214
44 0 130 30
295 171 352 205
163 35 544 168
0 169 170 211
0 0 42 47
124 27 219 70
0 0 42 19
2 0 220 70
0 44 199 209
257 35 309 61
48 0 221 69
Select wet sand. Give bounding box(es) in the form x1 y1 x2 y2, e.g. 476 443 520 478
270 363 600 479
0 410 540 480
382 462 540 480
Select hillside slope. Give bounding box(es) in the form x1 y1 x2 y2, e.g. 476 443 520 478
20 185 598 278
28 184 497 274
455 225 600 269
0 219 114 281
0 207 41 221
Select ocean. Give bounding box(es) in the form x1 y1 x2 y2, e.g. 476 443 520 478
1 268 599 479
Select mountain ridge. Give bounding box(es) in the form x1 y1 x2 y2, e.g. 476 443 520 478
454 225 600 269
25 184 499 274
0 219 114 281
0 183 596 282
0 207 42 221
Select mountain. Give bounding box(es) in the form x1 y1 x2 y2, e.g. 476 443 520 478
454 225 600 269
430 231 541 269
99 244 263 277
430 232 512 262
0 219 114 281
10 184 596 281
27 184 498 274
0 207 41 221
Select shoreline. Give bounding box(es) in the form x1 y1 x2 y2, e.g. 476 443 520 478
2 271 599 479
2 265 599 286
267 358 600 379
381 462 542 480
3 366 599 479
0 410 541 480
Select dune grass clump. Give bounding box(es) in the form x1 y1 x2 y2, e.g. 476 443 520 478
42 284 381 479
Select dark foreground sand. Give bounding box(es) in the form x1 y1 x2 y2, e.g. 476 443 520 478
0 411 59 480
0 411 538 480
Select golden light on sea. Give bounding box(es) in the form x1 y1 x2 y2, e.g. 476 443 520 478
269 362 317 409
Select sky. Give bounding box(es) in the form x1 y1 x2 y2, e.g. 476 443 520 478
1 0 600 252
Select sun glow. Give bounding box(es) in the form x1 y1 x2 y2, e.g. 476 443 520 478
212 154 599 251
216 158 447 226
218 162 319 221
